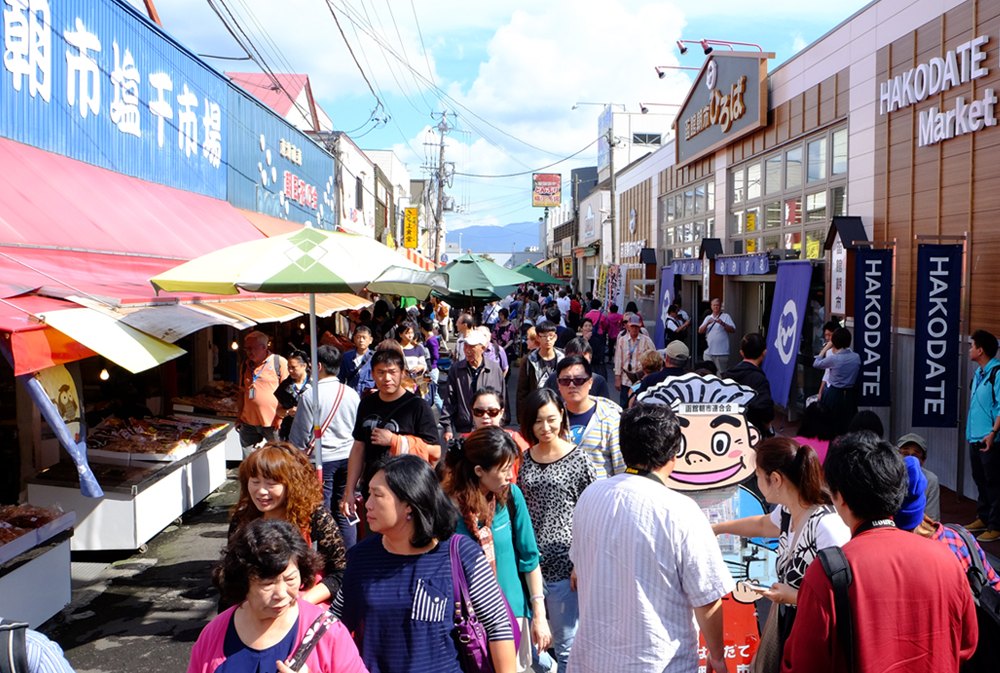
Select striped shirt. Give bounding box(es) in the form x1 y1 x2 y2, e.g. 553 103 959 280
25 629 76 673
573 396 625 479
569 474 734 673
332 534 513 673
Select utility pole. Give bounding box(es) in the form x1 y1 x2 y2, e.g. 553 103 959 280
431 112 451 265
607 126 617 265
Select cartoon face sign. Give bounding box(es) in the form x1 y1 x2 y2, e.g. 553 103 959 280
637 372 760 492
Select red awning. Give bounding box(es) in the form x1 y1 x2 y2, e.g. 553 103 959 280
0 295 98 375
399 247 438 271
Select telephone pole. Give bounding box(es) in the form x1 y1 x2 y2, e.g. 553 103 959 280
607 126 618 265
431 112 451 265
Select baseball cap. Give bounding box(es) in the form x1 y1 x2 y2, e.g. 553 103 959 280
464 327 490 347
628 314 642 326
895 432 928 453
663 340 690 363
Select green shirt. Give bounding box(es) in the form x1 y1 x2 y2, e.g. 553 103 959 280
456 483 540 618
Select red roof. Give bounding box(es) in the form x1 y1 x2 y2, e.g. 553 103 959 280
226 72 310 119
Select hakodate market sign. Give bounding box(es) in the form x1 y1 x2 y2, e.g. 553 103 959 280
879 35 997 147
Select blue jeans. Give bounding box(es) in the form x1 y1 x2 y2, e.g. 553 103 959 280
544 577 578 671
322 458 356 549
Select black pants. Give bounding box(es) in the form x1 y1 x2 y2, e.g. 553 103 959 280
970 441 1000 529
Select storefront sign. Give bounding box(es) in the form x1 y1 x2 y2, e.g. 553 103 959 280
532 172 561 208
561 257 573 277
912 244 963 427
596 264 609 305
854 248 893 406
403 207 419 248
0 0 228 198
583 203 596 241
879 35 997 147
279 138 303 166
654 266 676 348
673 258 702 275
674 52 770 166
620 239 646 259
715 253 769 275
830 235 848 315
763 261 813 407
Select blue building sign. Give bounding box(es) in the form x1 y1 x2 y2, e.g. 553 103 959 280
226 90 337 229
0 0 228 198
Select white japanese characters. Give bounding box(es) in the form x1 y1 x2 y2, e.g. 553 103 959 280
4 0 51 101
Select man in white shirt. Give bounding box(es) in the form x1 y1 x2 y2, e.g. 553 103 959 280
570 402 734 673
698 297 736 374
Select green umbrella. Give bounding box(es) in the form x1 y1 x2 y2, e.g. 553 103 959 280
512 262 568 285
432 254 533 305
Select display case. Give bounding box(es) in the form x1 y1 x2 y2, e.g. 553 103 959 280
0 508 75 627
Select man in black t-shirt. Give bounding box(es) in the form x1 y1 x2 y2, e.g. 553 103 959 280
340 350 440 520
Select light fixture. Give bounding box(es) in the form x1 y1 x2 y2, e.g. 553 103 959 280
572 101 626 111
676 39 702 55
298 322 306 330
99 368 110 381
230 340 239 351
655 65 699 79
700 38 764 53
639 102 682 114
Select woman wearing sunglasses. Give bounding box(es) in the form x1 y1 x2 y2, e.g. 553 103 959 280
469 387 530 451
517 389 597 672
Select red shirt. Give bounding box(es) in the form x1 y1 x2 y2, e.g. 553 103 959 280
782 527 977 673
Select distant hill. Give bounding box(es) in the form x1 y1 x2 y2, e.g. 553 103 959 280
449 221 540 253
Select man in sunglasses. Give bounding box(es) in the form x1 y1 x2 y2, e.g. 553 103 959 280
556 355 624 479
440 327 506 441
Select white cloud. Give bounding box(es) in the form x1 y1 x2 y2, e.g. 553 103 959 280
791 33 808 53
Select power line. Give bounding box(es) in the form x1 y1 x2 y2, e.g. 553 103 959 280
321 0 383 109
455 137 600 178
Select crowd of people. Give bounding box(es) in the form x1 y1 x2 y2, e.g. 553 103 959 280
185 286 1000 673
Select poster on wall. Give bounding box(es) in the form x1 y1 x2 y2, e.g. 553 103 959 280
912 244 963 427
762 261 813 407
853 248 893 406
606 264 625 310
654 266 676 348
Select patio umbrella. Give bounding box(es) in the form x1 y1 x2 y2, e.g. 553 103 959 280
150 227 417 470
367 265 450 300
512 262 567 285
433 253 534 305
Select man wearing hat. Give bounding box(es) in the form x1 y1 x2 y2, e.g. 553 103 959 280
723 332 775 436
440 326 506 440
632 340 690 402
613 314 656 407
897 432 941 522
698 298 736 374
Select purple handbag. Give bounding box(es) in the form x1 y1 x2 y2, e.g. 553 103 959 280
449 534 522 673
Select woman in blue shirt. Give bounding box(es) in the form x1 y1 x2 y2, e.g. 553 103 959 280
333 455 516 673
442 427 551 672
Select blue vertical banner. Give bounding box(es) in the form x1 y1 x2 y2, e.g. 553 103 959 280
853 248 893 406
653 266 676 348
762 261 813 407
912 244 963 427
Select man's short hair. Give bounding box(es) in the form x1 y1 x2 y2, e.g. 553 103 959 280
457 314 476 328
740 333 766 360
244 330 269 347
535 320 557 335
667 304 679 316
620 403 682 470
590 299 602 310
972 329 999 359
564 336 593 357
831 327 852 349
822 320 841 335
353 325 372 337
545 305 561 322
824 431 907 521
316 345 342 373
556 354 592 378
371 348 404 371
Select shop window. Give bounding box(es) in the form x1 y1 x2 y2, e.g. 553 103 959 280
664 227 675 245
684 189 695 217
805 192 826 222
730 211 744 235
732 239 744 254
765 154 782 195
633 133 662 145
694 185 705 214
747 163 761 200
784 197 802 227
804 227 825 259
832 129 848 175
663 195 675 223
784 229 803 258
745 207 759 237
765 201 781 229
356 177 364 209
707 181 715 210
807 138 826 182
786 146 803 190
674 195 683 220
746 235 759 253
831 185 847 217
706 216 715 237
764 234 781 251
732 168 745 204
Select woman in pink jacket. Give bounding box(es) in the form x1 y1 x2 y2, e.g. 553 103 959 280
188 518 366 673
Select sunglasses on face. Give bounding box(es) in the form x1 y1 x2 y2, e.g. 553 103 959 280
557 376 591 388
472 407 503 418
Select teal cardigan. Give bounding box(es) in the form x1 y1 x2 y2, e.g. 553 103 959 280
456 483 540 618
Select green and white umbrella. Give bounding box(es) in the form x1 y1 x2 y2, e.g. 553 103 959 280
151 227 418 470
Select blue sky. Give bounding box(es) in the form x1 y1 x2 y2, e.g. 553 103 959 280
128 0 872 236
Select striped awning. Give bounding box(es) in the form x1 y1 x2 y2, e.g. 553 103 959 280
399 247 438 271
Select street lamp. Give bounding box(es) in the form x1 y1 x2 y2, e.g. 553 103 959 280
655 65 699 79
639 102 681 114
700 39 764 55
675 39 703 55
571 101 626 111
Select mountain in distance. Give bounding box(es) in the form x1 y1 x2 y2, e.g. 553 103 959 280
449 221 540 253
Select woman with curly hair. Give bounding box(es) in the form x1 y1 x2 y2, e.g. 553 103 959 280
229 442 347 606
189 519 365 673
441 426 551 672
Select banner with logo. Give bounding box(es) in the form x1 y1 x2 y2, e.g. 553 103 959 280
23 366 102 497
654 266 676 348
853 248 893 406
912 244 963 427
762 261 813 407
532 173 561 208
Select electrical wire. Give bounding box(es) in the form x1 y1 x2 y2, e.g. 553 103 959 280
455 137 600 178
321 0 383 109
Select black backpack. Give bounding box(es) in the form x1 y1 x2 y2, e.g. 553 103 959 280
0 620 29 673
944 524 1000 672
